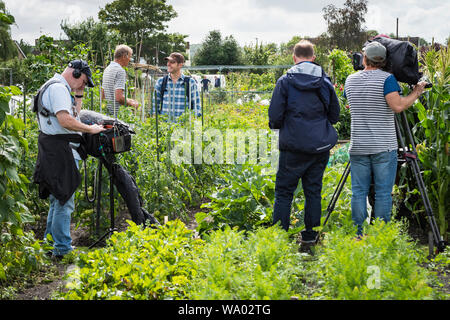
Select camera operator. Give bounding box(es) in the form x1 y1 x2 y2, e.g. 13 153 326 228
33 60 105 259
344 41 427 238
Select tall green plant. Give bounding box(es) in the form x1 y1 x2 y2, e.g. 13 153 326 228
408 47 449 240
0 86 30 224
328 49 354 85
0 86 49 295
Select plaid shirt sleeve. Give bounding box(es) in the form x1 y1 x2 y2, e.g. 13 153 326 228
152 77 162 114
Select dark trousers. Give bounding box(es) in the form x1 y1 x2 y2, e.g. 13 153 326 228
273 150 329 237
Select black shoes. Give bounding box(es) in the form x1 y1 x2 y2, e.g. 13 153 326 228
300 230 318 244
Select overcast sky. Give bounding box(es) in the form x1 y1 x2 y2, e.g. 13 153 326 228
4 0 449 47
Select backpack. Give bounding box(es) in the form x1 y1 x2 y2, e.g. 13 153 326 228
158 75 195 112
33 79 69 123
368 37 421 85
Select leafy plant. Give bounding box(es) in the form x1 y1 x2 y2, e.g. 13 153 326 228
0 85 49 297
58 220 202 300
186 225 304 299
197 165 275 233
328 48 354 85
316 220 433 299
404 46 449 240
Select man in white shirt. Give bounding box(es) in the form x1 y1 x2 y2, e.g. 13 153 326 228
34 60 105 259
102 44 139 116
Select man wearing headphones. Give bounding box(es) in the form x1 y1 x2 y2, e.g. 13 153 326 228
33 60 105 260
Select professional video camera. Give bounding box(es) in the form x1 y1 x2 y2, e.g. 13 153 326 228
78 110 160 245
352 36 423 86
79 110 134 158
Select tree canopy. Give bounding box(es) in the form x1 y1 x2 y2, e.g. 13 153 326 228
0 1 16 61
322 0 368 51
61 18 121 66
193 30 243 66
98 0 187 64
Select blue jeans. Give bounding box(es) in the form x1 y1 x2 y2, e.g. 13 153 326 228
44 160 79 256
273 150 329 238
350 150 397 235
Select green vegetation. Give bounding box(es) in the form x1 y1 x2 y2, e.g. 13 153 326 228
0 0 448 301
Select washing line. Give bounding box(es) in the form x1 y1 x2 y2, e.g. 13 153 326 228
158 65 292 71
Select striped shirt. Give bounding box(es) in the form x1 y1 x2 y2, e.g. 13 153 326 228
153 74 201 121
102 61 126 116
344 69 401 155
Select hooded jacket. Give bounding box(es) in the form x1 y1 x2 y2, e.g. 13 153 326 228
269 61 340 154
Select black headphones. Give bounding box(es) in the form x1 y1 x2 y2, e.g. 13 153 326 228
68 60 86 79
72 68 82 79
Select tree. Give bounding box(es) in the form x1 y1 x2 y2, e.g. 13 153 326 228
243 40 276 66
0 1 16 61
222 36 243 65
61 17 121 66
322 0 368 51
98 0 186 61
141 32 188 66
194 30 243 66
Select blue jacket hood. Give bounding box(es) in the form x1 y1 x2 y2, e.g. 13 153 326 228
268 61 341 154
286 61 324 90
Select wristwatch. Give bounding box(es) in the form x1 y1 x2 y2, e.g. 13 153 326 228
75 94 84 98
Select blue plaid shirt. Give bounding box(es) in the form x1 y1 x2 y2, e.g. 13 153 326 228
153 74 202 119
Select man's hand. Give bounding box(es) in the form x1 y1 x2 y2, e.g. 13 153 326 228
89 124 107 134
412 81 427 97
128 98 139 110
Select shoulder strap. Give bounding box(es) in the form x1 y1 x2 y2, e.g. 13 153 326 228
183 76 194 110
159 75 169 112
34 79 68 117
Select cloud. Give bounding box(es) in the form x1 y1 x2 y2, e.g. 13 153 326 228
5 0 109 43
4 0 449 46
166 0 329 46
247 0 346 13
366 0 450 42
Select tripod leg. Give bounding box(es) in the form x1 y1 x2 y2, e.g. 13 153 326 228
110 163 115 231
322 161 351 228
89 157 118 249
396 113 445 253
95 160 102 237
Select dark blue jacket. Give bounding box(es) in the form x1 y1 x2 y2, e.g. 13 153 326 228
269 61 340 154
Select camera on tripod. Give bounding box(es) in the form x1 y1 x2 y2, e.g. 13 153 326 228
79 110 135 159
78 110 159 248
351 36 432 88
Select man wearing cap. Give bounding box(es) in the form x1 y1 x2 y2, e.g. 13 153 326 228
33 60 105 259
102 44 139 117
154 52 201 120
344 41 427 237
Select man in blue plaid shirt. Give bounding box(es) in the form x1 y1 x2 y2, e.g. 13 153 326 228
153 52 201 120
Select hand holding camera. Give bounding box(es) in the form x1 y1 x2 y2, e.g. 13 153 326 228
412 81 427 97
89 123 107 134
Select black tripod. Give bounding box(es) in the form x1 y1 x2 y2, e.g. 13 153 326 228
394 112 446 254
320 112 446 255
89 154 117 249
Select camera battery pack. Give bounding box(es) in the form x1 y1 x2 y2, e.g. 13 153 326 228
112 136 126 153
